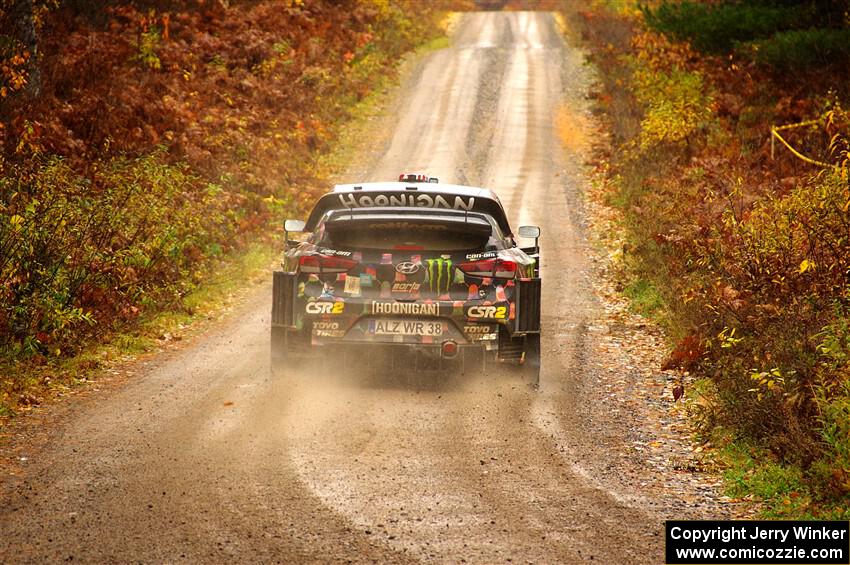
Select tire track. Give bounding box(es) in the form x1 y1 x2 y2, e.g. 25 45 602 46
286 11 658 563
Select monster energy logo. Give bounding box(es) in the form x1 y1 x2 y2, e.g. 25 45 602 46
426 258 453 293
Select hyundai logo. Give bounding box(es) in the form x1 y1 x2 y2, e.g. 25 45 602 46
395 261 420 275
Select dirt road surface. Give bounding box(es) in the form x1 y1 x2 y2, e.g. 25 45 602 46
0 12 727 563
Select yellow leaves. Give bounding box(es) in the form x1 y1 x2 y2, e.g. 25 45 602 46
628 60 713 150
718 326 743 349
9 215 25 232
555 102 591 154
748 367 785 401
799 258 815 273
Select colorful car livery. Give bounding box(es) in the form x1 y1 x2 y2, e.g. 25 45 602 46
270 174 542 382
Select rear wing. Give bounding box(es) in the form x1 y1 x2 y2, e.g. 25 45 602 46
304 183 513 236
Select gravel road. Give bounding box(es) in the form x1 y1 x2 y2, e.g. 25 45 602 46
0 11 728 563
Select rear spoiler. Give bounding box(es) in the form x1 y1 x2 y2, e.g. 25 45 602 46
305 189 513 236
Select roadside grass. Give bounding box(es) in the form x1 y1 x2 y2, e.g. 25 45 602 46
318 16 453 182
622 278 664 317
418 35 450 54
316 67 401 181
712 435 850 520
689 378 850 519
0 242 277 422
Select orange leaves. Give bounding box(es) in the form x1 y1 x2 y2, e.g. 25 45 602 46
0 48 31 97
356 32 374 49
8 53 28 67
161 13 170 41
0 0 445 375
661 335 704 371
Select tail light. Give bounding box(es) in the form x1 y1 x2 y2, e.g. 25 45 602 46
441 340 458 358
299 254 357 274
458 258 517 279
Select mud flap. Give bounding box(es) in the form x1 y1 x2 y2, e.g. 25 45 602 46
271 271 299 368
271 271 297 328
515 277 541 333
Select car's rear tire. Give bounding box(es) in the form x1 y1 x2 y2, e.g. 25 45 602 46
270 325 310 375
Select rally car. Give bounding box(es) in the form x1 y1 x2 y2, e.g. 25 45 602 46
270 174 542 383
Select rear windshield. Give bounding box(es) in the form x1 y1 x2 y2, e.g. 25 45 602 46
321 219 494 251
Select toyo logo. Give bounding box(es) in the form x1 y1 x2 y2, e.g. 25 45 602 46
425 258 453 293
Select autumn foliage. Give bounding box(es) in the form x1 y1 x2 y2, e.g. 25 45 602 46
581 1 850 512
0 0 449 397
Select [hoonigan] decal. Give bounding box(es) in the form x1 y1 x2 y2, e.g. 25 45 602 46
371 301 440 316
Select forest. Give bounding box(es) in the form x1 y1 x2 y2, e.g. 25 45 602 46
582 0 850 516
2 0 849 521
0 0 453 410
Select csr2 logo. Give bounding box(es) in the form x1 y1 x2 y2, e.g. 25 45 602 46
306 302 344 315
467 305 507 319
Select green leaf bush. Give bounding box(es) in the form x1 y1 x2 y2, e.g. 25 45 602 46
745 28 850 71
0 152 231 359
0 1 449 404
640 1 810 54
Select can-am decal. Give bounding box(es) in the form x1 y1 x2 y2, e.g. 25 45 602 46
371 301 439 316
337 192 474 211
465 251 498 260
467 305 507 319
306 301 344 314
317 248 352 257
